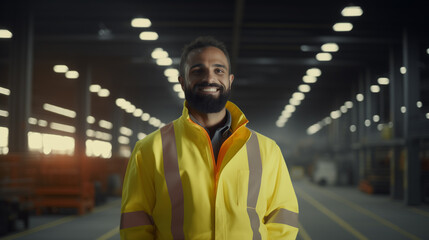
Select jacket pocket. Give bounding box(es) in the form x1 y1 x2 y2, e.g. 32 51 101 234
236 170 249 206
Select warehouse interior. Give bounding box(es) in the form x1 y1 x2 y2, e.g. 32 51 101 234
1 0 429 239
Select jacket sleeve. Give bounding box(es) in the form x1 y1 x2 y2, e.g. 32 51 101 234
264 144 299 239
120 140 156 239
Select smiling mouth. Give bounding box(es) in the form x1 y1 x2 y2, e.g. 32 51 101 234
197 86 219 93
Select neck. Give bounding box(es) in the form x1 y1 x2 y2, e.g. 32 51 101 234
188 107 227 132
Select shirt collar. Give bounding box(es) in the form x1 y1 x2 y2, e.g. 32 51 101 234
189 109 232 136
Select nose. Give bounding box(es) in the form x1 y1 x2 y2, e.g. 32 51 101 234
204 69 216 83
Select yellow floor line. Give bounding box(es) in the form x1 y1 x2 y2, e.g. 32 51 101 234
313 186 421 240
96 226 119 240
296 187 368 240
0 199 121 240
298 221 312 240
410 207 429 218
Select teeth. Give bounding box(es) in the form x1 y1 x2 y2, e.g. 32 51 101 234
201 88 217 92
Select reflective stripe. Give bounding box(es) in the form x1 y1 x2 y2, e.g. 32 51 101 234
161 122 185 240
120 210 153 229
264 208 299 228
246 130 262 240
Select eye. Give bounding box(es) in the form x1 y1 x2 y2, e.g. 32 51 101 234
215 68 225 74
190 68 203 74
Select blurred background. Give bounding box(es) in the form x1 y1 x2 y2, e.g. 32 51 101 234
0 0 428 239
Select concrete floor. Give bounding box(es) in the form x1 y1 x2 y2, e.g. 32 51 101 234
1 179 429 240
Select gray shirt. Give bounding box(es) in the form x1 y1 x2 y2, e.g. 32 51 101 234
189 110 232 162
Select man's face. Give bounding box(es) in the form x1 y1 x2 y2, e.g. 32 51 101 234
179 46 234 113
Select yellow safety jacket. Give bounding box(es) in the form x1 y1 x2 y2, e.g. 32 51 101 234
120 101 299 239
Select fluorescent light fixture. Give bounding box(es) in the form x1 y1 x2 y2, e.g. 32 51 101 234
53 65 69 73
321 43 339 52
43 103 76 118
0 109 9 117
307 124 321 135
156 58 173 66
133 108 143 117
120 126 133 136
426 113 429 119
151 48 168 59
118 136 130 145
168 76 179 83
333 22 353 32
284 105 296 113
38 120 48 127
164 68 179 77
50 122 76 133
125 104 136 113
377 77 389 85
341 6 363 17
178 92 185 99
302 75 317 84
373 115 380 122
99 120 113 130
345 101 353 108
298 84 311 93
330 110 341 119
281 111 292 118
400 67 407 74
0 86 10 96
324 117 332 125
350 125 357 132
141 113 150 121
87 116 95 124
89 84 101 92
115 98 126 107
28 117 38 125
340 106 348 113
65 70 79 79
306 68 321 77
86 129 95 137
98 88 110 97
417 101 423 108
289 98 301 106
401 106 406 113
316 52 332 61
173 84 182 92
370 85 380 93
131 18 151 28
292 92 305 101
0 29 13 38
276 121 285 128
139 31 158 40
95 131 112 141
364 119 371 127
377 124 384 131
356 93 364 102
137 132 147 139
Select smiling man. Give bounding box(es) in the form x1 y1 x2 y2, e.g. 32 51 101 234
120 36 299 239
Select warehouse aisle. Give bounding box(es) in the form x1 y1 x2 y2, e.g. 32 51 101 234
1 180 429 240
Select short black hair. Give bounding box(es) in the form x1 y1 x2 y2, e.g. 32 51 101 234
179 36 231 77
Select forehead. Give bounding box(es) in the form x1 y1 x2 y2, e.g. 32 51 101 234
186 46 228 66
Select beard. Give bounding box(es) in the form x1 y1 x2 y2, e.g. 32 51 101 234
184 83 231 113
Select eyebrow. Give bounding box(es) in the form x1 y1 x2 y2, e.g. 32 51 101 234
190 63 227 70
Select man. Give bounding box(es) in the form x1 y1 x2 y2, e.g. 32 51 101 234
120 36 299 239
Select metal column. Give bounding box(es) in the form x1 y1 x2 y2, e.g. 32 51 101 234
75 64 91 158
8 9 33 153
402 28 421 205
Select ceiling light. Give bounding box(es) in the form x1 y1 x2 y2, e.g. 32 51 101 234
292 92 305 101
341 6 363 17
131 18 151 28
151 48 168 59
284 105 296 113
356 93 364 102
364 119 371 127
139 31 158 40
173 84 182 92
307 124 321 135
89 84 101 92
38 120 47 127
316 52 332 61
53 65 69 73
115 98 126 107
321 43 339 52
400 67 407 74
306 68 321 77
377 77 389 85
50 122 76 133
345 101 353 109
99 120 113 130
427 48 429 55
340 106 348 113
86 129 95 137
138 132 147 140
118 136 130 145
125 104 136 113
302 75 317 83
324 117 332 125
156 58 173 66
65 70 79 79
276 121 285 128
373 115 380 122
43 103 76 118
426 113 429 119
0 109 9 117
28 117 38 125
141 113 150 121
300 45 311 52
164 68 179 77
350 125 357 132
168 76 179 83
120 126 133 136
401 106 406 113
0 29 12 38
370 85 380 93
0 86 10 96
289 98 301 106
133 108 143 117
330 110 341 119
298 84 311 93
178 92 185 99
333 22 353 32
98 88 110 97
87 116 95 124
417 101 423 108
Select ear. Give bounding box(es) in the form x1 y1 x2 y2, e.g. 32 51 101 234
178 76 185 90
229 74 234 85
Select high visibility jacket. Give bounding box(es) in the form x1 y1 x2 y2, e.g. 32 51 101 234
120 101 299 239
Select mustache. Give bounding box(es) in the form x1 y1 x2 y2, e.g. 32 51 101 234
193 82 224 90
